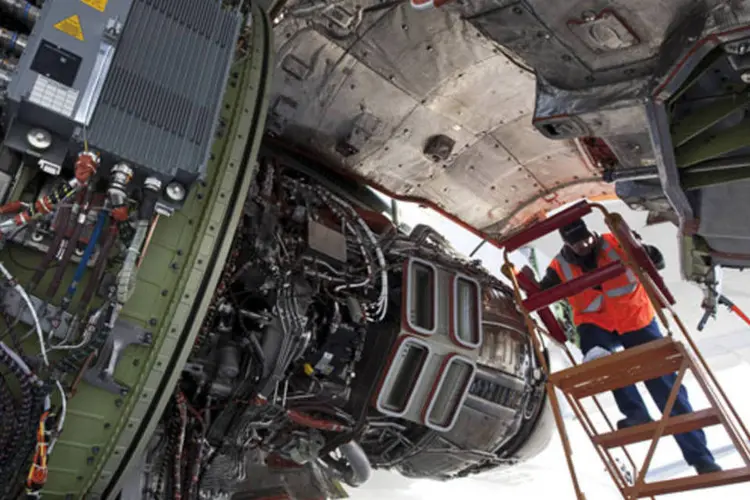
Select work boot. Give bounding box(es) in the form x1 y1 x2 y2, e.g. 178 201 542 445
616 416 653 430
694 460 722 475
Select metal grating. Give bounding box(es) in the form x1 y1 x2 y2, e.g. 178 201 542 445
87 0 241 179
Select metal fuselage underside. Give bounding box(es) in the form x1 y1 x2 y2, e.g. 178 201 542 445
269 0 750 283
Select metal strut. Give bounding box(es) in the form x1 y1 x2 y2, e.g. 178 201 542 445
501 200 750 499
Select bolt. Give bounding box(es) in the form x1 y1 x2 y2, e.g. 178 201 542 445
582 10 596 22
149 318 157 326
104 422 111 429
114 398 123 408
161 289 169 296
87 456 95 465
741 71 750 83
92 446 100 454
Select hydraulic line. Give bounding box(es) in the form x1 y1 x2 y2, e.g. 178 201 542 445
79 221 117 308
116 177 161 304
117 219 148 304
721 295 750 327
0 0 41 27
0 27 27 57
61 209 107 309
0 199 25 214
45 196 92 299
29 202 74 291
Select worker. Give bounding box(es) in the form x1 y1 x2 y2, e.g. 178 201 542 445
523 219 722 475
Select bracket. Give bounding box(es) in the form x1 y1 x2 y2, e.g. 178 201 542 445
83 320 152 395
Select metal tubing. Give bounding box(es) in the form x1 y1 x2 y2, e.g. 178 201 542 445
46 207 90 299
80 223 117 308
0 0 40 27
522 261 626 312
608 156 750 191
0 27 27 58
29 204 73 291
64 210 107 305
609 158 750 183
500 200 592 253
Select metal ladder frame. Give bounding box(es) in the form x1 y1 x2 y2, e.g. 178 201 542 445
499 200 750 499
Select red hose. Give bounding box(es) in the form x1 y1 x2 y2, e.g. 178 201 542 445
74 152 98 184
286 409 350 432
730 305 750 327
0 200 23 214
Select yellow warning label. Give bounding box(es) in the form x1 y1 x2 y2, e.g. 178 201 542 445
81 0 108 12
54 15 85 42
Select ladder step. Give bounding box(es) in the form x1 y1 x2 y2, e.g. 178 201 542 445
592 409 721 448
627 467 750 497
548 338 684 398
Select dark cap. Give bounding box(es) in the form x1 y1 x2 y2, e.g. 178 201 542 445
560 219 592 244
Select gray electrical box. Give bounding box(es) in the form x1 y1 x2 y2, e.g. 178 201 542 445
3 0 241 185
4 0 135 172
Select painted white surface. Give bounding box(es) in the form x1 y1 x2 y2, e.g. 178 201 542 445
352 200 750 499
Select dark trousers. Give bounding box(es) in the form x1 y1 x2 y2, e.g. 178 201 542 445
577 319 714 466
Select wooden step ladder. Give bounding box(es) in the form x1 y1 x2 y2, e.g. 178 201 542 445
499 200 750 499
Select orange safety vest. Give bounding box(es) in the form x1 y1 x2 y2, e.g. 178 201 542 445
549 233 655 334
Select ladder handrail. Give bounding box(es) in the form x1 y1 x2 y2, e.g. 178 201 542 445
501 200 750 499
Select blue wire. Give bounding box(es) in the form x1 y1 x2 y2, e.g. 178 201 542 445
65 210 107 301
23 2 31 20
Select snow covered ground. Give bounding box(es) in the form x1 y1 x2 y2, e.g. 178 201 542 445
352 200 750 500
